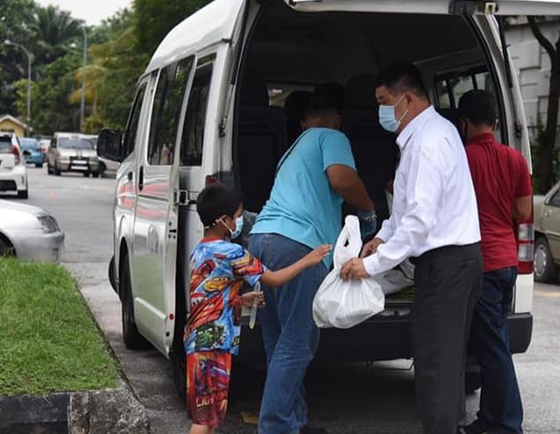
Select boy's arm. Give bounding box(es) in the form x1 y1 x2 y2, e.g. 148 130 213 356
259 244 331 288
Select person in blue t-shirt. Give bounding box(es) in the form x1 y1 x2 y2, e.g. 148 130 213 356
249 94 376 434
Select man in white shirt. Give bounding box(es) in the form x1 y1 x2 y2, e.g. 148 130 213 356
341 63 483 434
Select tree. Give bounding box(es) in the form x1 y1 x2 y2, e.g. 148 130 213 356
528 17 560 193
133 0 211 55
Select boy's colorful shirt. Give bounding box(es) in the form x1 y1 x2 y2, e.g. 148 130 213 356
184 238 265 355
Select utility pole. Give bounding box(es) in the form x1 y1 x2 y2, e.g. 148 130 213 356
80 26 87 133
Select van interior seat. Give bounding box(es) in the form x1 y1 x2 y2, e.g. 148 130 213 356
237 76 287 213
284 90 311 146
341 74 398 221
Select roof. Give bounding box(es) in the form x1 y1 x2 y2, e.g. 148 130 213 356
146 0 244 73
0 114 29 129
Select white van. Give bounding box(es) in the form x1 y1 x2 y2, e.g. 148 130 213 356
98 0 558 399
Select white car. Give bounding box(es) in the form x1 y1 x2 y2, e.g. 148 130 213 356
0 199 64 262
0 133 28 199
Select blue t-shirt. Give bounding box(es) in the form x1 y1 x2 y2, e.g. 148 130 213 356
251 128 356 267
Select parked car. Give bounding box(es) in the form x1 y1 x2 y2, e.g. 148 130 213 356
0 199 64 262
0 133 28 199
39 138 51 155
98 0 553 399
47 132 102 177
20 138 45 168
533 184 560 282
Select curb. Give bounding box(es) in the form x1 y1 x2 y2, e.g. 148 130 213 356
0 381 150 434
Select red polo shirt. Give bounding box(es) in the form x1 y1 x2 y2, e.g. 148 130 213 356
466 133 532 272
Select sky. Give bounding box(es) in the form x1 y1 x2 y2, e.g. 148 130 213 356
34 0 133 25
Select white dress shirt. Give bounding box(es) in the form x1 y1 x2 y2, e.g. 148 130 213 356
364 106 481 277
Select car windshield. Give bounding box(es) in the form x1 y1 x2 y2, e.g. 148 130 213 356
0 137 13 154
20 138 40 149
58 137 95 150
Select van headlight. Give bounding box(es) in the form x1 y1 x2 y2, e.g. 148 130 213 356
37 215 60 233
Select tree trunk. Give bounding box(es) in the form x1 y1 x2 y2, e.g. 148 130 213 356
538 36 560 193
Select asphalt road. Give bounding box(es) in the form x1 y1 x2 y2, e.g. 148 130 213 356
7 167 560 434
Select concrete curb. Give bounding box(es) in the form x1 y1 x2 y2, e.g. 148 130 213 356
0 381 150 434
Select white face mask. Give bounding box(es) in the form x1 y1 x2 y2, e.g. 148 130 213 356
220 215 244 239
378 94 409 133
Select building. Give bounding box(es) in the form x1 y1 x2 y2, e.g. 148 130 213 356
0 114 30 137
506 17 560 143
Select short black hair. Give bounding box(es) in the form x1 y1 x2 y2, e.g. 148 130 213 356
196 183 243 227
378 62 428 99
458 90 497 127
302 93 339 121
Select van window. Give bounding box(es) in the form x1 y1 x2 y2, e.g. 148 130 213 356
181 62 213 166
123 83 147 158
147 57 194 165
434 69 495 109
549 189 560 208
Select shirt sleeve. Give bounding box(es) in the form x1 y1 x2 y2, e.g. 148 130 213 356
376 215 395 242
320 131 356 171
363 141 445 276
515 152 532 198
229 246 267 287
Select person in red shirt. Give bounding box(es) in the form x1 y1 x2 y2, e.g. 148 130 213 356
458 90 532 434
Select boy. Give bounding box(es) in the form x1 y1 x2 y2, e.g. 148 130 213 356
185 183 331 434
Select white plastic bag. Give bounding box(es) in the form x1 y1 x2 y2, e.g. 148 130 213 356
313 216 385 329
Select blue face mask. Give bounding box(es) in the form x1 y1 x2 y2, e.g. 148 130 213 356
379 95 408 133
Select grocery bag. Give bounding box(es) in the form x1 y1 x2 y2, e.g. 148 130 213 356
313 215 385 329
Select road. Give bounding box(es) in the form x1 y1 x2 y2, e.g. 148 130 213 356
6 167 560 434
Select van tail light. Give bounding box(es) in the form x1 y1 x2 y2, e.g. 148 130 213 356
12 145 20 164
517 222 534 274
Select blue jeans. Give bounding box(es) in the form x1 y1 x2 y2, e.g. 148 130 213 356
469 267 523 433
249 233 328 434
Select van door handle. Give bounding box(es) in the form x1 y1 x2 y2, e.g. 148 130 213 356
138 166 144 191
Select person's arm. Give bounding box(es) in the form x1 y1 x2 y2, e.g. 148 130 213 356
260 244 331 288
327 165 374 212
514 195 532 221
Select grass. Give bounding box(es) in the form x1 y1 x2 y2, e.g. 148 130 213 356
0 257 119 396
386 286 416 301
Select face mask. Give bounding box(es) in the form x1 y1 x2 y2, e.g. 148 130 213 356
379 95 408 133
221 215 244 239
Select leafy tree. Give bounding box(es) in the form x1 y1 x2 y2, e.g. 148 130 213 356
133 0 211 56
527 17 560 193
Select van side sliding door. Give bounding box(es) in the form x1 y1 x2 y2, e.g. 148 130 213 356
131 57 195 353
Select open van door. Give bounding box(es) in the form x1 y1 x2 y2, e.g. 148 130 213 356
282 0 560 15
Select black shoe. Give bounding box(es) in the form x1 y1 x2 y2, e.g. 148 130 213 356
464 419 490 434
301 426 329 434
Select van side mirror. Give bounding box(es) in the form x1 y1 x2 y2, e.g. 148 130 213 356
97 128 123 162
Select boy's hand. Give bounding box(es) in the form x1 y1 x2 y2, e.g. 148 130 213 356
304 244 332 267
241 291 265 308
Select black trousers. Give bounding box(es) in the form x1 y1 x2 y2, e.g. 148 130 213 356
411 243 483 434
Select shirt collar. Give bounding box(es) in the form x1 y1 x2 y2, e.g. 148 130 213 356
466 132 496 146
396 105 436 150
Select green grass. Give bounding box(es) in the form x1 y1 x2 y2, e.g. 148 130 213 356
386 286 416 301
0 258 119 396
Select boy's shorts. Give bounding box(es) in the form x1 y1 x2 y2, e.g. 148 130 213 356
186 350 232 427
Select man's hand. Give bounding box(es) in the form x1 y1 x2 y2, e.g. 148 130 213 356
340 258 370 280
361 237 385 258
241 291 265 308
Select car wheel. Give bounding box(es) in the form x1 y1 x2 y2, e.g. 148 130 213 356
465 371 481 394
54 164 61 176
83 172 90 178
108 256 118 292
47 163 52 174
170 338 187 405
92 172 100 178
120 253 149 350
17 189 29 199
534 237 558 283
0 237 15 257
36 163 43 168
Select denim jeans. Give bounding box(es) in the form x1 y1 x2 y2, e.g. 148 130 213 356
249 233 328 434
469 267 524 434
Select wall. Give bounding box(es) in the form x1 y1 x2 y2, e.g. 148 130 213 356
0 119 25 138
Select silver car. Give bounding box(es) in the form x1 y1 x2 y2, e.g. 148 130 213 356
47 133 101 177
0 199 64 262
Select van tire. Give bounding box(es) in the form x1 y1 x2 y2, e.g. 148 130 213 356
170 341 187 405
534 237 558 283
465 371 482 394
120 253 149 350
54 164 61 176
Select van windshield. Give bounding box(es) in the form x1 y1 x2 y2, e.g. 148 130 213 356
58 138 95 150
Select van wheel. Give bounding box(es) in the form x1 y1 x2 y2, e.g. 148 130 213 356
54 164 61 176
47 163 53 175
17 189 28 199
170 340 187 406
534 237 558 283
465 371 482 394
120 253 150 350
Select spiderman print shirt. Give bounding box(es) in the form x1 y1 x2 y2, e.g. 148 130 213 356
184 237 265 356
